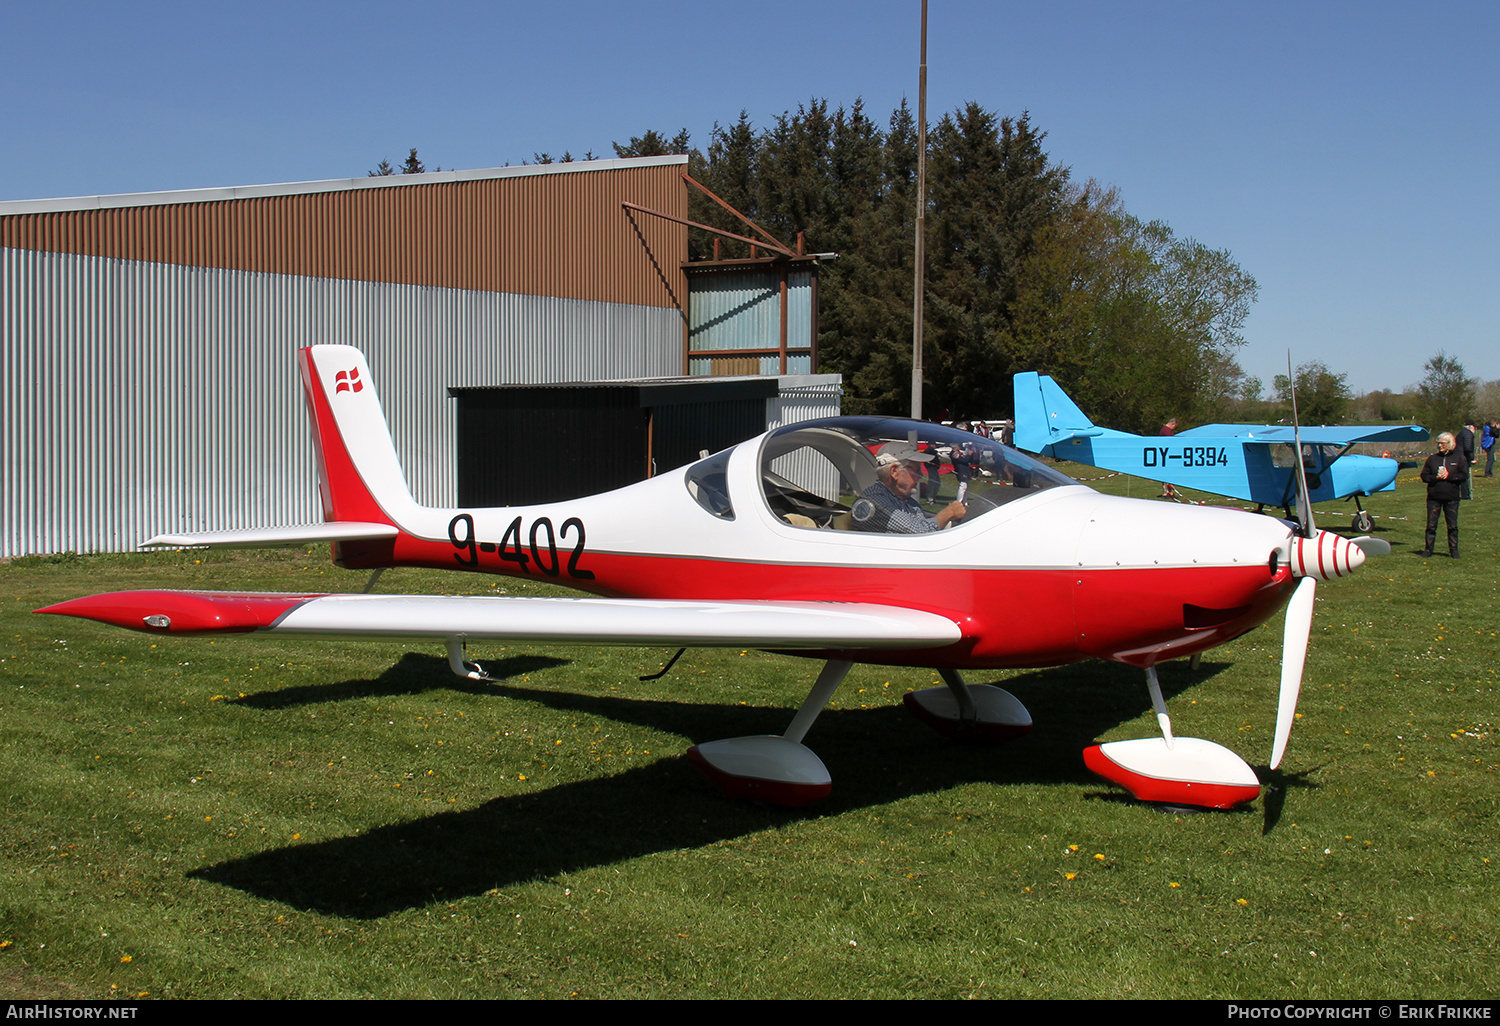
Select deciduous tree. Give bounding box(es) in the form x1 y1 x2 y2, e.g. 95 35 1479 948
1007 183 1258 431
1415 352 1476 434
1274 360 1352 424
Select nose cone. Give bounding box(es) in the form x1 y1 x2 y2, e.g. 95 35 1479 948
1342 454 1400 495
1288 530 1365 581
1368 459 1399 492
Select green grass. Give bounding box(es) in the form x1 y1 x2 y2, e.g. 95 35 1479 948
0 471 1495 999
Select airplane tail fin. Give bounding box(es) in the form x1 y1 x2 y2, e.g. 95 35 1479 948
298 345 423 532
139 347 411 553
1011 372 1102 454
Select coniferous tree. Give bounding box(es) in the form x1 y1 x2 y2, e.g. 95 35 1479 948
923 107 1067 417
694 113 761 259
612 129 692 158
608 99 1259 423
816 101 910 414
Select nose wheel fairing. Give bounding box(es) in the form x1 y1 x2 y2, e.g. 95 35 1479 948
1083 738 1262 809
1083 664 1264 809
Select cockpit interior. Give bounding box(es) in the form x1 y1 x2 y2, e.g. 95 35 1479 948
685 417 1082 532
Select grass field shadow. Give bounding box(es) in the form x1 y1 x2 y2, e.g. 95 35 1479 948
229 652 573 708
188 655 1274 917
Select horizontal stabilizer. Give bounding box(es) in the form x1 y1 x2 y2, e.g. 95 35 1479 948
142 523 398 549
39 590 963 649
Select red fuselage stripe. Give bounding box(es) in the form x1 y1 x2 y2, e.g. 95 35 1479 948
340 530 1294 669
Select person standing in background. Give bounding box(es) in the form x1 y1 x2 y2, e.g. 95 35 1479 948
1158 418 1180 500
1457 420 1477 500
1420 432 1466 559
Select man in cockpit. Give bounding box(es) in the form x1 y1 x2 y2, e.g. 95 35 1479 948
850 442 967 533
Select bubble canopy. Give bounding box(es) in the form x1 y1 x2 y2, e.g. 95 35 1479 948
686 416 1084 531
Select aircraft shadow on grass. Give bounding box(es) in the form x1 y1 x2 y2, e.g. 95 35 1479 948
189 653 1312 918
227 652 574 708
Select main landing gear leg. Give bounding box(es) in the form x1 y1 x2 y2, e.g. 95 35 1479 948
687 658 853 807
1082 666 1263 810
445 638 496 682
1144 665 1175 747
1350 499 1373 533
903 669 1033 742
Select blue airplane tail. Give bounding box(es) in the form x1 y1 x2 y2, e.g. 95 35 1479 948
1012 373 1102 454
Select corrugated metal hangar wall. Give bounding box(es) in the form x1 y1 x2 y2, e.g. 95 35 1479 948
1 155 835 558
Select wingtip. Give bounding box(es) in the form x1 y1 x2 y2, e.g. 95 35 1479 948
31 590 318 634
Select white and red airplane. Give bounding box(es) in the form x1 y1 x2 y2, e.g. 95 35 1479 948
39 345 1387 809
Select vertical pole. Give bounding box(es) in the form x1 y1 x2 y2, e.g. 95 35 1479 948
645 408 655 478
809 267 820 373
779 270 789 374
910 0 928 421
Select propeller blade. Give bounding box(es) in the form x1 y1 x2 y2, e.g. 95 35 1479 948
1287 352 1315 538
1350 535 1391 557
1272 576 1317 770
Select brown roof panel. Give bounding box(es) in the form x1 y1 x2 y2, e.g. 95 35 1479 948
0 158 688 308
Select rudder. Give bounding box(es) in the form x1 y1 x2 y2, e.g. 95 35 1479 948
1012 372 1099 454
298 346 422 530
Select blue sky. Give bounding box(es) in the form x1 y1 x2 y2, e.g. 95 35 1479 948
4 1 1495 397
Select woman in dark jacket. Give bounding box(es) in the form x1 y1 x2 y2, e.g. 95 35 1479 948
1420 432 1467 558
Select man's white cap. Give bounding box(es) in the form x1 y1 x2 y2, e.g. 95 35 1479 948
874 441 934 467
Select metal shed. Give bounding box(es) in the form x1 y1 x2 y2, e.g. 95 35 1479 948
1 155 836 557
450 376 806 506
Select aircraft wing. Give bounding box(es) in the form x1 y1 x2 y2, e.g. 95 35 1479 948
1177 424 1428 445
142 523 399 549
38 591 963 650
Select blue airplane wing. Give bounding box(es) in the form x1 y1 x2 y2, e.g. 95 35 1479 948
1178 424 1429 445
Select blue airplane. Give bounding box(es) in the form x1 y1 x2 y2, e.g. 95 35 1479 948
1012 372 1428 532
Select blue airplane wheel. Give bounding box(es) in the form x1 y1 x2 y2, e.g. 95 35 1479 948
1352 511 1373 532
